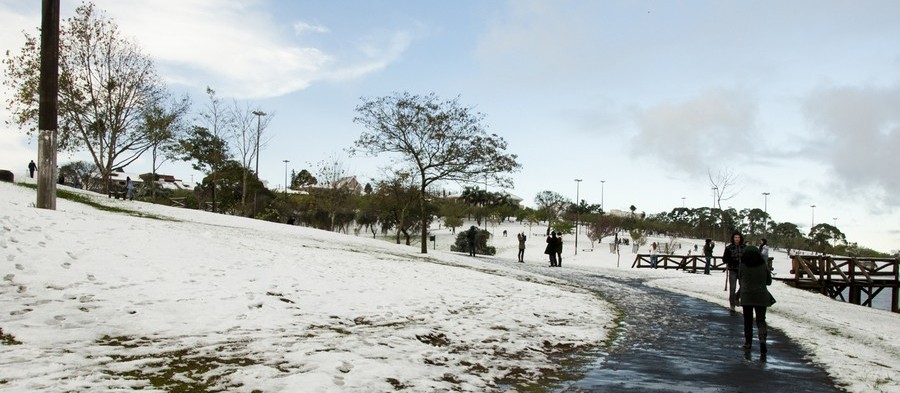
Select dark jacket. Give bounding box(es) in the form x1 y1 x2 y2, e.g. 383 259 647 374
739 246 773 307
722 235 745 271
703 242 714 256
544 235 557 254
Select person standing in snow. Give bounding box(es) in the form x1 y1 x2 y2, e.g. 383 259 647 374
703 238 715 275
738 245 774 353
649 242 659 269
545 232 558 267
466 225 477 256
125 177 134 201
517 232 527 262
555 234 563 267
723 232 745 311
28 160 36 178
759 238 770 270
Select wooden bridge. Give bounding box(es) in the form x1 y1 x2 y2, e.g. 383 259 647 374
632 253 900 313
780 255 899 313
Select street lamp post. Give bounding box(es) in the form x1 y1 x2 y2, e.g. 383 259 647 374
600 180 605 212
681 197 685 208
283 159 290 197
574 179 582 255
712 187 718 209
252 110 266 215
810 205 816 228
762 192 770 235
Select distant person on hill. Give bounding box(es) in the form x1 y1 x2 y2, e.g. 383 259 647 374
28 160 36 178
738 245 775 353
759 238 770 270
555 234 563 267
650 242 659 269
125 177 134 201
545 231 558 267
466 225 477 256
517 232 527 262
703 238 715 275
723 232 746 311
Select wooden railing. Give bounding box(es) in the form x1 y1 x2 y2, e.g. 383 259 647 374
784 255 899 313
632 254 725 272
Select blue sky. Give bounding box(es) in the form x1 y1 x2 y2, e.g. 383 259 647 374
2 0 899 252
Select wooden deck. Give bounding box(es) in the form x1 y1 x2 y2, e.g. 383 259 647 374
778 255 899 313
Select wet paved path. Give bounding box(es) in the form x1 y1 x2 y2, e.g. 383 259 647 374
505 263 845 393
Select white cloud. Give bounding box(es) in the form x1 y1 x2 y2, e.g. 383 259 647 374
802 82 900 207
293 21 329 35
74 0 408 99
632 89 759 174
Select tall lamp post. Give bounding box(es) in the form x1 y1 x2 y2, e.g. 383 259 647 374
712 187 718 209
251 110 266 215
574 179 582 255
810 204 816 228
762 192 770 235
282 159 290 197
600 180 605 212
681 197 686 208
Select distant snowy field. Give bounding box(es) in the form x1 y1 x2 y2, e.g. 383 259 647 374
1 180 898 392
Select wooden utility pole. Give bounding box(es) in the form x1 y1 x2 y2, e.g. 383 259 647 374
36 0 60 209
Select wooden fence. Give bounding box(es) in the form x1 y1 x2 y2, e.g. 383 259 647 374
632 254 725 273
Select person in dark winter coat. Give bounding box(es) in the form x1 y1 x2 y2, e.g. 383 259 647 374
28 160 36 178
703 238 715 275
517 232 527 262
466 226 478 256
545 232 558 267
739 245 774 353
722 232 745 311
555 234 563 267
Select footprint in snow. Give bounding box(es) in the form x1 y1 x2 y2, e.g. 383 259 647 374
333 375 345 386
61 262 72 269
17 285 26 293
10 308 32 316
66 251 78 260
337 361 353 373
6 254 14 262
87 274 96 281
3 274 14 282
38 241 46 247
15 263 23 270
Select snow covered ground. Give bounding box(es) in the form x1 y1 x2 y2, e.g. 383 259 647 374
1 180 898 392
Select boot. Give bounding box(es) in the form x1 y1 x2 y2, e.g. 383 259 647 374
758 325 768 354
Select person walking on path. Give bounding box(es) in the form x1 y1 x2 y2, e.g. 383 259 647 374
723 232 745 311
555 234 563 267
650 242 659 269
739 245 775 353
28 160 36 178
466 226 478 256
125 177 134 201
517 232 527 262
703 238 715 275
545 232 558 267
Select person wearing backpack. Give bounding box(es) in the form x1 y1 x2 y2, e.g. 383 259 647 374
738 245 775 353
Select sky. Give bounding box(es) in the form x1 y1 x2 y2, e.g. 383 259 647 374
1 180 898 392
1 0 899 252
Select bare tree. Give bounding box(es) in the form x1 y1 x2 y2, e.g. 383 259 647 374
229 101 271 215
708 167 740 241
708 167 740 210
